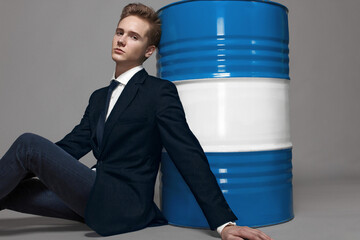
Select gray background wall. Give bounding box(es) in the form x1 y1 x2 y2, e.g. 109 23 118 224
1 0 359 199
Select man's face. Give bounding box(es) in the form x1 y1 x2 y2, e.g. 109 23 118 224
112 15 155 68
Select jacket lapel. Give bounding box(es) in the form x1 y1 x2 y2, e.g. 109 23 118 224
99 69 147 151
91 89 107 152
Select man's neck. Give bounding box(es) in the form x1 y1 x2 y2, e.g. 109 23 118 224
115 64 142 79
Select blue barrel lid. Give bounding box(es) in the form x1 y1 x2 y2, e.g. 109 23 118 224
158 0 288 13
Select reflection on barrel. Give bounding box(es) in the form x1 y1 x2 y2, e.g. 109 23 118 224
157 0 293 228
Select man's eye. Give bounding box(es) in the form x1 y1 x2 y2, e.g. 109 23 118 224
131 35 138 40
116 31 123 36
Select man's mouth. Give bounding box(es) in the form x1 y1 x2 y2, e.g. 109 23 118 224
114 48 125 54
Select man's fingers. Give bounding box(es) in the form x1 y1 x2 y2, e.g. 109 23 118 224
226 236 244 240
221 226 274 240
232 226 272 240
247 227 272 240
237 227 263 240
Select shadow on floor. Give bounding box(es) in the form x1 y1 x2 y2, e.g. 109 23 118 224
0 216 97 237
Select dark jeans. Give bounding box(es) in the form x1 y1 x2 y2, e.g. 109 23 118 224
0 133 96 222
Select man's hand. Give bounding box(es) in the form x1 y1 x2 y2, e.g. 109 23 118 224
221 225 273 240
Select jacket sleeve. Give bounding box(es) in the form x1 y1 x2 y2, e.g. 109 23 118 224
55 94 93 160
155 80 238 230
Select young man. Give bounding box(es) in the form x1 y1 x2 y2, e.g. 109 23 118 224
0 3 272 240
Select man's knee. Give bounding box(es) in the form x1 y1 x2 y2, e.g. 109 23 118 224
15 133 43 147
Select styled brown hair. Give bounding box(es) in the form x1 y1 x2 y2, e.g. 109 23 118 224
120 3 161 47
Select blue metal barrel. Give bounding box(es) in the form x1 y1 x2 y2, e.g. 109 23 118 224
157 0 293 228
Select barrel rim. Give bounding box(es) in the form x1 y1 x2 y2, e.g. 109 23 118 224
157 0 289 13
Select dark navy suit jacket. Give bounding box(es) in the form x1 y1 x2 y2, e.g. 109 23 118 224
56 69 237 236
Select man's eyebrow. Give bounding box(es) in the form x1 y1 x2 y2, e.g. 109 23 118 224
116 28 143 38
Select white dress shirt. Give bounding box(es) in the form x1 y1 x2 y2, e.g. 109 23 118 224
106 65 143 120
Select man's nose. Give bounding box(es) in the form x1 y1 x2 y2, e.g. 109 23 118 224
117 36 125 46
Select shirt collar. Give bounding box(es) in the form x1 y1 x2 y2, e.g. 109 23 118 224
111 65 143 85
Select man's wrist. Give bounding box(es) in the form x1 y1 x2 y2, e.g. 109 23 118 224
216 221 236 236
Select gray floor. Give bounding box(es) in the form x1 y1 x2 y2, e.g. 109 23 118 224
1 178 359 240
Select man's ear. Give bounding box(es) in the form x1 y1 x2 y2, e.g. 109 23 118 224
145 45 156 58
